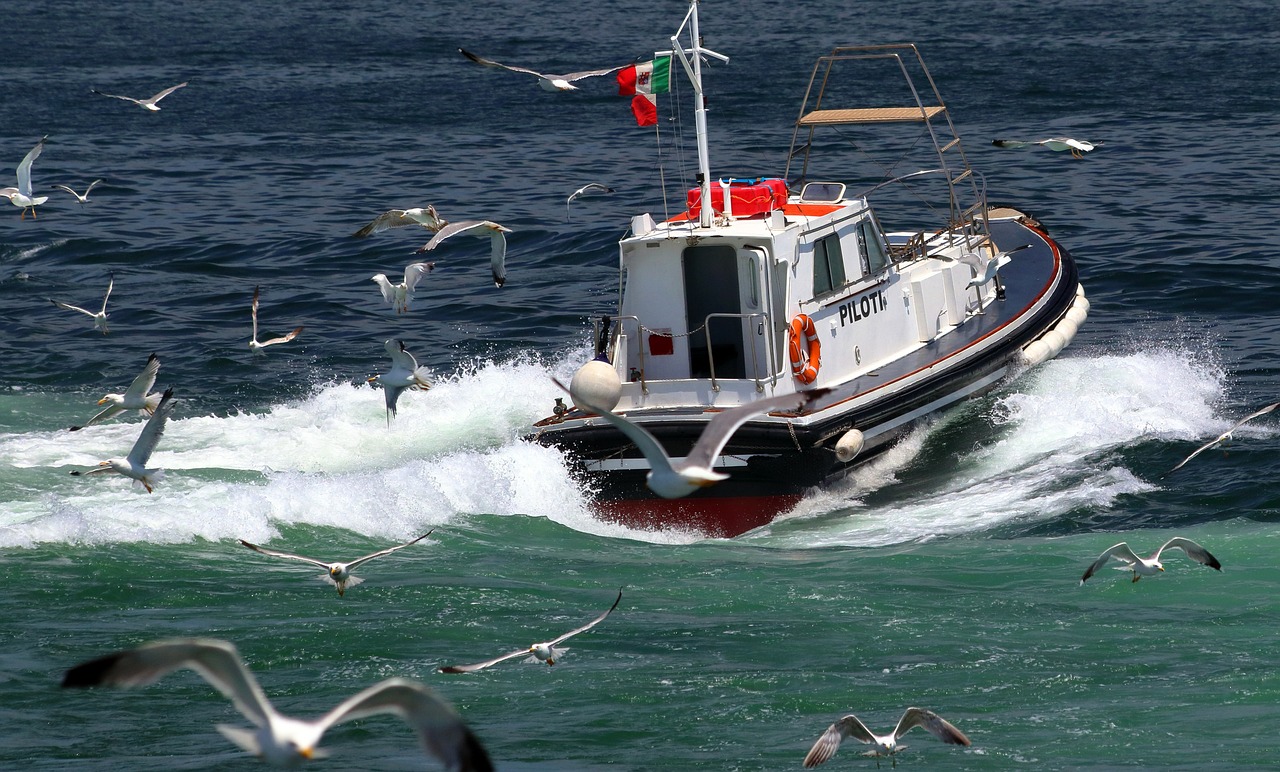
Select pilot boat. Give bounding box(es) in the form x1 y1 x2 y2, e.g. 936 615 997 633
531 5 1088 537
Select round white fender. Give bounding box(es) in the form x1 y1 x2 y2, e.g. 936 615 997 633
570 359 623 412
835 428 865 463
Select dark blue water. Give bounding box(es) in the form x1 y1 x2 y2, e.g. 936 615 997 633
3 1 1280 769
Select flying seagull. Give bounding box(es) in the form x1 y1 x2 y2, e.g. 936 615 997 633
91 82 188 111
353 206 448 238
62 638 493 770
992 137 1099 158
565 183 614 220
249 285 303 354
53 178 104 203
50 272 114 334
371 262 435 314
556 378 831 498
238 531 434 596
803 708 971 768
458 48 627 92
70 387 176 493
1166 401 1280 475
440 588 622 673
1080 537 1222 584
368 338 432 424
416 220 512 288
70 353 162 431
959 244 1030 289
1 135 49 219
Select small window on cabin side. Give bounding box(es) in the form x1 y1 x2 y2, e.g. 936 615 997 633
857 220 889 276
812 233 846 295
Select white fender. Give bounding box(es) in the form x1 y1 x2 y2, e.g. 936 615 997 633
570 359 622 412
834 429 865 463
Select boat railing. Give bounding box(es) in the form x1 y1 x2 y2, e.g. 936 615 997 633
858 168 992 262
597 315 649 393
596 312 775 396
703 312 770 394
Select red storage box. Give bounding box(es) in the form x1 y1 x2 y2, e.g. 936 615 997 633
687 178 787 219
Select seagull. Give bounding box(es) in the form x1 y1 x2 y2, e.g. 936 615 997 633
1166 401 1280 475
566 183 614 220
416 220 512 288
959 244 1030 289
249 285 303 354
238 531 433 596
1080 537 1223 584
992 137 1099 158
371 262 435 314
367 339 432 424
556 378 831 498
458 48 626 92
1 135 49 219
353 206 448 238
803 708 971 768
53 179 104 203
61 637 493 771
91 82 188 111
440 588 622 673
70 387 175 493
50 272 114 334
69 353 162 431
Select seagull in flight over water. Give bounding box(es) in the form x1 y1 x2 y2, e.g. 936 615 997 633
992 137 1099 158
1165 401 1280 475
62 637 493 770
70 387 176 493
368 339 432 424
440 588 622 672
416 220 512 288
459 48 627 91
51 272 114 334
1 136 49 219
238 531 434 596
353 206 448 237
53 179 104 203
249 285 303 354
91 82 188 111
556 378 831 498
566 183 614 220
371 262 435 313
70 353 163 431
1080 537 1222 584
803 707 971 768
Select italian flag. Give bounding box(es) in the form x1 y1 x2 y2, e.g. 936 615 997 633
617 56 671 127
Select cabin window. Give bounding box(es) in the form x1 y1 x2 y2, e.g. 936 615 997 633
857 220 889 276
812 233 846 295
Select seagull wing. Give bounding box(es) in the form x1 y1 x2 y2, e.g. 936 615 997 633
251 285 261 340
316 678 493 772
438 647 531 674
552 378 679 480
61 638 276 729
803 714 878 768
101 272 114 314
488 228 507 287
91 89 144 106
79 403 124 428
354 209 411 237
346 530 434 570
85 179 104 195
458 48 546 78
16 136 46 197
53 184 80 197
548 588 623 646
1227 401 1280 433
1166 433 1226 475
559 64 628 82
991 139 1034 149
403 262 434 292
124 353 161 401
568 182 614 203
895 707 971 745
258 327 303 347
238 539 331 570
1156 537 1222 571
387 339 420 371
147 82 188 104
1081 542 1142 584
371 274 397 304
684 389 830 471
51 300 97 318
126 388 174 467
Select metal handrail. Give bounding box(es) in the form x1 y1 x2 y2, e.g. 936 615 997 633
702 312 768 393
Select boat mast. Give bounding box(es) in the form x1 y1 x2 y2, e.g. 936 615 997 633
669 0 728 228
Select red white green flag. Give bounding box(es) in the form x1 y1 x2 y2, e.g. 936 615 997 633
617 56 671 127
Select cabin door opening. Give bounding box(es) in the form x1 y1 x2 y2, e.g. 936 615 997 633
682 244 745 379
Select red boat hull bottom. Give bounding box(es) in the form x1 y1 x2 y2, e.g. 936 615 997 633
594 494 804 538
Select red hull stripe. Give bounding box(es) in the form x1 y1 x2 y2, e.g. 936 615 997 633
594 495 804 538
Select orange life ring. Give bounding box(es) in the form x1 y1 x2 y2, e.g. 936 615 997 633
788 314 821 384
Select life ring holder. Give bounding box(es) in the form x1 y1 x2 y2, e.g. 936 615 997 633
788 314 821 384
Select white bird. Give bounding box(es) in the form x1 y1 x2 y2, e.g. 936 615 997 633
1166 401 1280 475
367 339 432 424
1 136 50 219
91 82 188 111
371 262 435 314
566 183 615 220
556 378 831 498
238 531 433 596
70 353 162 431
1080 537 1223 584
458 48 626 92
70 387 175 493
353 206 448 238
958 244 1030 289
416 220 512 288
249 285 303 354
803 708 971 768
50 272 114 334
992 137 1099 158
62 638 493 770
440 588 622 673
53 179 104 203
